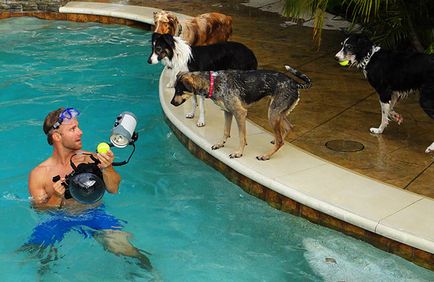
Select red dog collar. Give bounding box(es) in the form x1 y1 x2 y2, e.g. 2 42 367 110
208 71 215 98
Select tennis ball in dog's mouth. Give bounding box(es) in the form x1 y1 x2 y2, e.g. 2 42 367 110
97 142 110 154
339 60 350 66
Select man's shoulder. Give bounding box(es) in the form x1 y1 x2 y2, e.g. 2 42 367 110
30 160 51 178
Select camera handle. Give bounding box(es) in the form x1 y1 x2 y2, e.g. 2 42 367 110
52 175 72 199
111 142 136 167
109 132 138 167
52 175 68 187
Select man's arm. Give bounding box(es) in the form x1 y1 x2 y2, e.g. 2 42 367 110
97 150 121 194
28 167 65 209
101 166 121 193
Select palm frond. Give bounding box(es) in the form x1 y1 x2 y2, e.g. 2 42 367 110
282 0 313 19
312 0 328 49
281 0 431 50
343 0 386 22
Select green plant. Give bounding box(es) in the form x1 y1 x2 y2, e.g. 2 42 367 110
282 0 433 51
282 0 329 49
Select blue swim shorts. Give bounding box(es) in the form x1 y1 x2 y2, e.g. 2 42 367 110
28 206 126 247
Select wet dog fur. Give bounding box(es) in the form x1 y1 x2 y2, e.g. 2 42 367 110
335 34 434 153
153 10 232 46
149 33 258 127
171 66 312 160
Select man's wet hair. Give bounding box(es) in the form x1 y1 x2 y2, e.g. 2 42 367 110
43 107 64 145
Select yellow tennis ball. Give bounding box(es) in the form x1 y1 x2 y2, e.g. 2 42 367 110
339 60 350 66
97 142 110 154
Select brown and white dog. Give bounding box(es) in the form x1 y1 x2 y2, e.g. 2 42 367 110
171 66 312 160
153 10 232 46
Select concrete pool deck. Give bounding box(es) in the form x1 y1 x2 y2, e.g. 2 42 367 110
54 1 434 270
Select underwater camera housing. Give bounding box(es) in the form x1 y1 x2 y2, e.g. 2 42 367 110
52 154 105 204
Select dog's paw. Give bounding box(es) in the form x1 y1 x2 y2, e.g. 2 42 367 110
256 155 270 161
211 143 224 150
229 152 243 158
196 116 205 127
425 142 434 153
370 127 383 134
391 112 403 124
185 112 195 119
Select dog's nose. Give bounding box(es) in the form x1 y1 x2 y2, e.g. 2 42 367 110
171 97 185 106
334 55 340 61
147 57 152 64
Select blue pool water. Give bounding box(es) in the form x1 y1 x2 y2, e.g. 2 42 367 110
0 17 433 281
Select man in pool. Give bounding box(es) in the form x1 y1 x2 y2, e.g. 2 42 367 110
24 107 151 270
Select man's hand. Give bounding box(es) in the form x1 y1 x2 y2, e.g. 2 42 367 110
52 177 66 197
96 150 121 194
97 150 114 170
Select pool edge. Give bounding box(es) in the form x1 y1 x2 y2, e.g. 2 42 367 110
158 68 434 271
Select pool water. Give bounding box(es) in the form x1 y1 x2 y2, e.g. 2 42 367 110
0 17 433 281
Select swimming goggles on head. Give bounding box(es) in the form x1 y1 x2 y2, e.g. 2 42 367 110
51 108 80 130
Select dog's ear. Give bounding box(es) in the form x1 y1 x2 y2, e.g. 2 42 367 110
153 11 159 21
177 73 195 93
161 34 176 50
167 14 179 33
176 71 188 80
356 34 372 48
167 14 177 23
171 15 179 26
152 32 162 43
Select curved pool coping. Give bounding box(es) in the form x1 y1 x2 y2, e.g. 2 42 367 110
56 1 434 269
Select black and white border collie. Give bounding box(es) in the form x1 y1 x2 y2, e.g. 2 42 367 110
148 33 257 127
335 34 434 153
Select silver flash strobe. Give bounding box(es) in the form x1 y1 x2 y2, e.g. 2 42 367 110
110 112 137 148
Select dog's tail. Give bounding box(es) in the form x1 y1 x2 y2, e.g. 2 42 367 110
284 65 312 89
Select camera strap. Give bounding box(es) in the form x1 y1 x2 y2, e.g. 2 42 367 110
70 153 100 171
69 153 104 182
